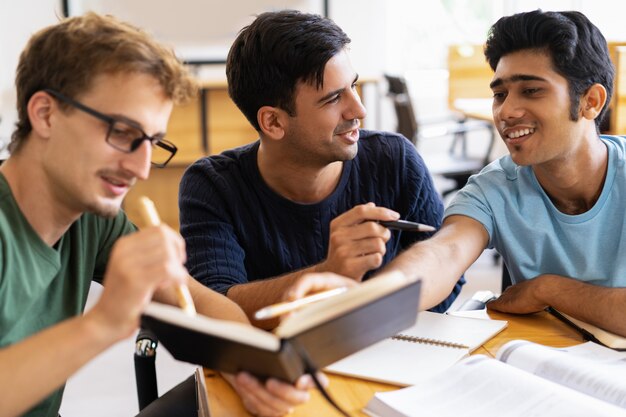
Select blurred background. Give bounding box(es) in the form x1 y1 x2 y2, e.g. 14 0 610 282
2 1 625 415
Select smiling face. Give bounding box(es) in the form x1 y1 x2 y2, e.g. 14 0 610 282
43 72 173 218
281 49 367 166
490 49 589 167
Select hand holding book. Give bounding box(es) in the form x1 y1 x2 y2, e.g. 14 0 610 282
141 271 421 382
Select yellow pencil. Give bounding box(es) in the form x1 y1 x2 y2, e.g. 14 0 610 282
138 196 196 316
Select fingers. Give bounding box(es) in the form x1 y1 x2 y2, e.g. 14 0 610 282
233 372 310 417
286 272 358 301
295 372 329 389
325 203 399 278
123 225 187 274
486 282 546 314
331 202 400 227
93 224 190 338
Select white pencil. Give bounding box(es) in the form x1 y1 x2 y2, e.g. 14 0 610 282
254 287 349 320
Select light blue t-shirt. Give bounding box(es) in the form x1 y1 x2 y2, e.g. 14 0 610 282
444 135 626 287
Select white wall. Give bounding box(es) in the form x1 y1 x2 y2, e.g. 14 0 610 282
0 0 61 154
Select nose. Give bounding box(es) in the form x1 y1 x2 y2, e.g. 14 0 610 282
120 140 151 180
494 93 525 123
344 87 367 121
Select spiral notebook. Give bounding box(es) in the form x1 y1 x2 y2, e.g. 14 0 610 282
325 311 507 386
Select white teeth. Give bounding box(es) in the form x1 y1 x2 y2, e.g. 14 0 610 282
507 128 535 139
108 178 125 186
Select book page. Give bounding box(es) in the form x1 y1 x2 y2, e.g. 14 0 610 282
497 340 626 408
364 356 626 417
326 336 468 386
325 312 505 385
143 302 280 351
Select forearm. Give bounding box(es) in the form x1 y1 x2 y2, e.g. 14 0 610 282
227 265 319 329
380 216 486 311
151 278 249 324
535 275 626 337
189 278 249 323
381 238 469 310
0 313 118 417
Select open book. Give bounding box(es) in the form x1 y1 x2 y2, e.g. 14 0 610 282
141 271 421 383
325 311 507 385
548 308 626 350
364 340 626 417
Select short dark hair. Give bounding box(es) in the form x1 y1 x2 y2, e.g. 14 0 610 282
12 12 196 153
226 10 351 131
484 10 614 130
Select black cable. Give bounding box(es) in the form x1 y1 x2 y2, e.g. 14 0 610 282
291 341 351 417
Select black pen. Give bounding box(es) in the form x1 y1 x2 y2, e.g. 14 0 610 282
378 220 436 233
546 307 603 345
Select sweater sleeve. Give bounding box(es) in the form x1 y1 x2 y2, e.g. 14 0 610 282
179 159 248 295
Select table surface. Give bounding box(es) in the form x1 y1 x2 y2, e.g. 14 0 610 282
203 310 584 416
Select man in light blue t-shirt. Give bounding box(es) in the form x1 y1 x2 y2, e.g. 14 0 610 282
374 10 626 337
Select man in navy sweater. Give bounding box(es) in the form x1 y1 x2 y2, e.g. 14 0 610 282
179 10 464 326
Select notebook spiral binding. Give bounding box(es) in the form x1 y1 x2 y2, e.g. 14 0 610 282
391 334 469 349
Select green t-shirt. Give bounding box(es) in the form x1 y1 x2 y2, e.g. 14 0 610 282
0 173 136 417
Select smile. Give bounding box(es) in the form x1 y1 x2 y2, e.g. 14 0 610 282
101 175 133 197
335 128 360 143
506 127 535 139
103 176 130 187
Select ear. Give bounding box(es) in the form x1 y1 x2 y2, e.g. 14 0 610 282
580 83 607 121
27 91 56 139
257 106 287 141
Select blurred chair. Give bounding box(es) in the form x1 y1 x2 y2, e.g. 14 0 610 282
385 74 496 197
135 329 206 416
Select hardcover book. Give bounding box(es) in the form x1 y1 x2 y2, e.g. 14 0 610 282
141 271 421 382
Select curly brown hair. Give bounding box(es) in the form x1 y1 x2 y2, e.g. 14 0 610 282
11 12 197 153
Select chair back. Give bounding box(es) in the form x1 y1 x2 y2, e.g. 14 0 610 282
384 74 418 144
384 73 496 196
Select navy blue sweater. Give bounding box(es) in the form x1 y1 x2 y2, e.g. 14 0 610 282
179 130 464 312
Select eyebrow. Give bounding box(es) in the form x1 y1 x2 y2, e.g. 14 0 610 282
490 74 548 89
317 74 360 104
108 113 167 138
108 113 144 130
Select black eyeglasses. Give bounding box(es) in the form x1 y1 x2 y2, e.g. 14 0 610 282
44 89 177 168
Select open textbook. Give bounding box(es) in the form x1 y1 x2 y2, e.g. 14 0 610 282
364 340 626 417
548 308 626 350
325 311 507 385
141 271 421 383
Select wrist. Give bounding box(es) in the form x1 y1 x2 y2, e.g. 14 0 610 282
533 274 559 305
83 306 135 347
313 260 328 274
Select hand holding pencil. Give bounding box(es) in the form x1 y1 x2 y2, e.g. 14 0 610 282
138 196 196 316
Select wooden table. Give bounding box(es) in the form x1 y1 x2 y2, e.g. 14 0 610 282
203 310 584 416
451 98 493 122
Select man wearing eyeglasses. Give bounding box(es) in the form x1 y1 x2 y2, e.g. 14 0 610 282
0 13 318 417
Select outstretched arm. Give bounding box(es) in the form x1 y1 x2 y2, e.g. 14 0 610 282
379 215 488 310
488 275 626 337
0 309 127 417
